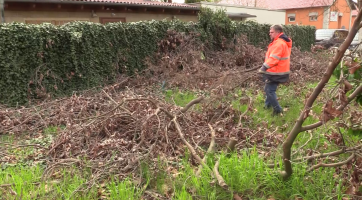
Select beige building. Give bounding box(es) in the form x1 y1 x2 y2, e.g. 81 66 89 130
1 0 199 25
199 1 286 24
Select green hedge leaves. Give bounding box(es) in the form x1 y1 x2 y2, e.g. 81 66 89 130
0 8 315 106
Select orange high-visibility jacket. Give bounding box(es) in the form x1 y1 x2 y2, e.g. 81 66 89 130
263 33 292 75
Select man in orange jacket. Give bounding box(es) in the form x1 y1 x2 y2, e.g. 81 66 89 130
258 24 292 116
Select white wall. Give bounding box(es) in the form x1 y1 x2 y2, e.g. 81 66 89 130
200 2 285 25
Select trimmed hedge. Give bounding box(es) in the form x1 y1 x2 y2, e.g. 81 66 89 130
0 8 315 106
233 21 316 49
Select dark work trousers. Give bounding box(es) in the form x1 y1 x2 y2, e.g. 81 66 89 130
264 80 282 113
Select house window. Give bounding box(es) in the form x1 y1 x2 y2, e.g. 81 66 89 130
309 16 318 21
309 12 318 21
25 19 89 25
100 18 126 24
287 14 296 22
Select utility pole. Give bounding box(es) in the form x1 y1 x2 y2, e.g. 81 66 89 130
0 0 4 23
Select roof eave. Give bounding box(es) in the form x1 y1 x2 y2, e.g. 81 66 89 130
278 5 329 10
5 0 200 10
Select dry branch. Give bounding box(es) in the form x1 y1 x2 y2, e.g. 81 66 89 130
213 158 228 190
307 153 355 172
172 117 205 167
196 124 216 176
227 138 238 154
237 96 252 127
180 96 204 113
301 85 362 132
212 137 239 191
295 144 362 162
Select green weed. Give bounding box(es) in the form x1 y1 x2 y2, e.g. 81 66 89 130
174 150 346 200
164 89 198 108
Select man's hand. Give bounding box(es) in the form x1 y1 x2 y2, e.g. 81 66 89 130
257 65 267 74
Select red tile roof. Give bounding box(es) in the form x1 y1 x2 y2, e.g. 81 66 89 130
60 0 199 8
265 0 334 10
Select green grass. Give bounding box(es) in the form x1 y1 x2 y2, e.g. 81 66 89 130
174 150 346 200
0 164 142 200
108 177 144 200
164 89 198 108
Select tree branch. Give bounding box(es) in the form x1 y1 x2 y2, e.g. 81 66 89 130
307 153 355 172
294 144 362 162
301 85 362 132
280 7 362 179
213 158 228 190
196 124 216 176
180 96 204 113
226 137 238 154
172 117 206 167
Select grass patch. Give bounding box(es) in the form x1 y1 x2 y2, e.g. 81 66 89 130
175 150 346 200
0 164 143 200
164 89 198 107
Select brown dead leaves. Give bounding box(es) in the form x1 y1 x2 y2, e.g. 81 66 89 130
322 100 342 121
345 60 361 74
344 80 353 93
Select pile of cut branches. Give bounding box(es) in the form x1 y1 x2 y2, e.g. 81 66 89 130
142 31 329 91
0 81 283 196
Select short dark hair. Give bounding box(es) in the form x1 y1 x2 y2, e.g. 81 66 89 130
270 24 283 33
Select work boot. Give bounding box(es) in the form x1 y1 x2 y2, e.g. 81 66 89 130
272 109 283 117
264 105 271 110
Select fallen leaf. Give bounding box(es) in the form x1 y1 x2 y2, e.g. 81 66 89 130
345 185 355 195
340 92 349 106
347 61 361 74
344 80 353 92
233 193 243 200
322 100 342 121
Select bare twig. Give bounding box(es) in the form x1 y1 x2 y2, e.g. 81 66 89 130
307 153 355 172
237 96 252 128
227 137 238 154
294 144 362 162
172 116 206 167
196 124 216 176
180 96 204 113
213 158 228 190
291 131 313 157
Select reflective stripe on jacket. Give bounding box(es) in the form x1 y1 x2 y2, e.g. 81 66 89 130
263 33 292 76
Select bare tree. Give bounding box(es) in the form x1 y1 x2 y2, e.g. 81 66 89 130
280 0 362 180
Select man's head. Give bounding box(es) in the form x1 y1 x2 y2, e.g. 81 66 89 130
269 24 283 40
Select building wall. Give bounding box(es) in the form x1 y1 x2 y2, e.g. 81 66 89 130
323 7 330 28
284 0 353 30
4 10 198 24
200 2 285 25
352 15 356 25
328 0 352 29
285 7 325 29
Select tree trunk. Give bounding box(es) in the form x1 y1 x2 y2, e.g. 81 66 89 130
280 6 362 180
